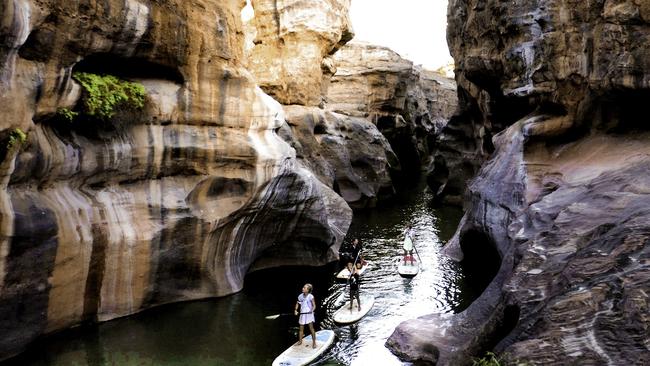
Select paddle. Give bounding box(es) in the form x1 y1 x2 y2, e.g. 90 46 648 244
336 249 362 306
265 312 311 320
349 249 362 276
412 241 423 264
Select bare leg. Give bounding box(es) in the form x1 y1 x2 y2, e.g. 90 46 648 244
356 295 361 311
308 323 317 348
297 324 304 345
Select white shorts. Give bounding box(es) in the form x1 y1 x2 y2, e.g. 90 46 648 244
299 312 315 325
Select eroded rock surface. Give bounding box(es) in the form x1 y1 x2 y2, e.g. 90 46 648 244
246 0 353 106
388 0 650 364
281 105 398 208
0 0 350 360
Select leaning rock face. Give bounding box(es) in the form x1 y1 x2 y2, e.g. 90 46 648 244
328 41 457 175
328 42 415 118
435 0 650 203
0 0 350 360
498 129 650 365
246 0 353 106
388 0 650 364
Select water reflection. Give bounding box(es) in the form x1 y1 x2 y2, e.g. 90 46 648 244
4 182 475 366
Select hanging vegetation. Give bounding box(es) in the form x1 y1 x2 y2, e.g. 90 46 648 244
59 72 146 122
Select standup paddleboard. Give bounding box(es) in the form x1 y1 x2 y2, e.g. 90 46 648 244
332 295 375 324
336 261 371 280
272 329 335 366
397 257 419 278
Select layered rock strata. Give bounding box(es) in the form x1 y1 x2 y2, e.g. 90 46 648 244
328 42 458 176
0 0 350 360
388 0 650 364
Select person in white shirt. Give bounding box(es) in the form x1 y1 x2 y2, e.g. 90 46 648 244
403 225 415 265
294 283 317 348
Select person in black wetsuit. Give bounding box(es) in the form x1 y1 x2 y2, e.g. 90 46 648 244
350 238 365 268
338 240 353 264
347 262 361 311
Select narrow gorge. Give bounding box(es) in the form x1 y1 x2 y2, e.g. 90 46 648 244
2 0 649 365
388 0 650 365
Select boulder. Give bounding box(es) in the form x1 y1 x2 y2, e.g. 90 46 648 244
281 105 399 209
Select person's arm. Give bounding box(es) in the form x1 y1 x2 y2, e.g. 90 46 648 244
295 299 300 315
310 295 316 312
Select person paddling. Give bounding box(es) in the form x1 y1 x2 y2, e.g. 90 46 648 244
403 225 415 266
350 238 365 268
295 283 317 348
347 262 361 311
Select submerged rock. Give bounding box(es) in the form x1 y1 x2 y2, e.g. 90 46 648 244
0 0 350 360
388 0 650 364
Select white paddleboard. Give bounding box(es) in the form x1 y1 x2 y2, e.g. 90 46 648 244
336 261 371 280
332 295 375 324
272 329 335 366
397 257 419 278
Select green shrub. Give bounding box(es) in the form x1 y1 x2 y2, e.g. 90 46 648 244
473 352 530 366
7 128 27 149
56 107 79 122
72 72 146 120
473 352 504 366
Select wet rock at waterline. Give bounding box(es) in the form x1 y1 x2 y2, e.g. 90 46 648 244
0 0 350 360
328 42 458 176
389 0 650 363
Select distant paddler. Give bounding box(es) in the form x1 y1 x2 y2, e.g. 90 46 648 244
353 239 366 268
340 238 365 269
402 225 415 266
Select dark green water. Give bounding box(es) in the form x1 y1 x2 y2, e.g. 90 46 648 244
4 182 481 366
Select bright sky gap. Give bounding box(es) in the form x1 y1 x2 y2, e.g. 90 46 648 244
242 0 453 70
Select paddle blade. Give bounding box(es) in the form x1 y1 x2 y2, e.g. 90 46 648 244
265 314 282 320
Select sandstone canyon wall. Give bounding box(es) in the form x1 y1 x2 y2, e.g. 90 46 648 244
0 0 351 360
245 0 401 208
388 0 650 364
246 0 353 107
328 42 458 180
246 7 458 208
